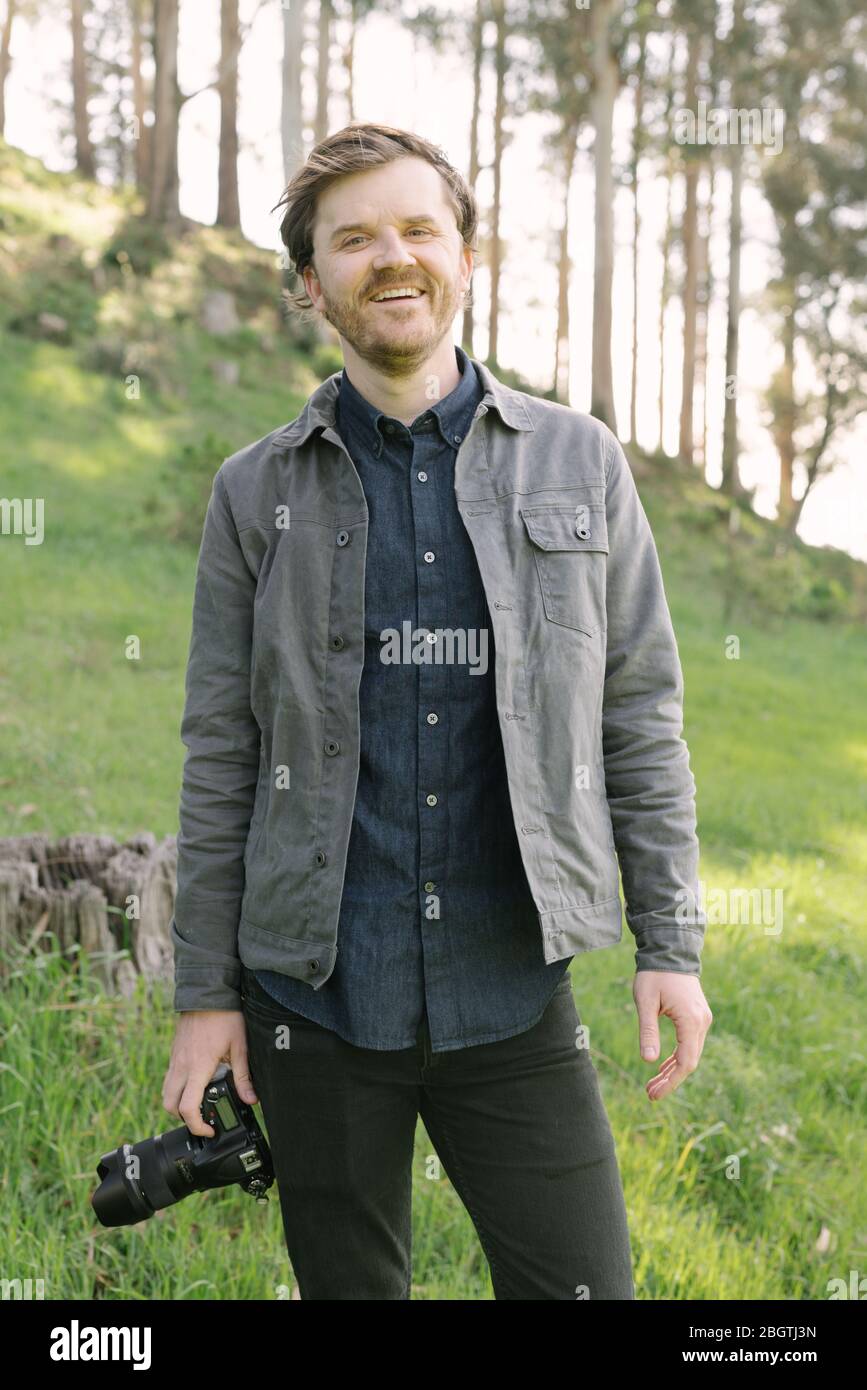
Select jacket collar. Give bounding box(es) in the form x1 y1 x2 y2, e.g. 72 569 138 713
273 351 535 451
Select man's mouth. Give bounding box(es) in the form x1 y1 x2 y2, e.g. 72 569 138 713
369 287 427 303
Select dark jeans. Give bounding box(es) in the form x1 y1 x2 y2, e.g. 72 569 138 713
240 963 635 1300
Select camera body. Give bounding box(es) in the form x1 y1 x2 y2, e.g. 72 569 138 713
92 1064 274 1228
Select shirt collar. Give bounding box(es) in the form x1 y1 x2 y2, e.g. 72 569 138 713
336 344 482 459
273 346 535 452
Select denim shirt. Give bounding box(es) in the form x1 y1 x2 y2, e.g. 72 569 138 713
254 346 570 1051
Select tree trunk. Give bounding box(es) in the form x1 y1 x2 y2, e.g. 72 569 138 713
657 52 676 454
695 164 713 472
216 0 241 228
281 0 305 181
461 0 485 356
774 307 796 523
488 0 507 366
590 0 619 431
629 32 646 444
342 0 356 123
147 0 181 225
129 0 152 195
554 121 577 402
314 0 332 145
678 27 700 465
71 0 96 178
0 0 16 137
721 136 743 495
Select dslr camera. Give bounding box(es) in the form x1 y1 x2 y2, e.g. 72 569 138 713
91 1064 274 1227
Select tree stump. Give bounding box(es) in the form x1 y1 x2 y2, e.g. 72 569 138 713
0 833 179 996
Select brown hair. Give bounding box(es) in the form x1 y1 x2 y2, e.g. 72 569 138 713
272 122 479 319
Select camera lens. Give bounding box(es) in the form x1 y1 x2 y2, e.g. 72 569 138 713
91 1127 197 1228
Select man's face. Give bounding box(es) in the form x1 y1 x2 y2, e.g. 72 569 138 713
302 156 473 375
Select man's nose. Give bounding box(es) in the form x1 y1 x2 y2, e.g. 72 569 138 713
372 229 417 269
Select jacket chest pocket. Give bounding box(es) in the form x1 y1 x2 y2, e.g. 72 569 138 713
520 505 609 637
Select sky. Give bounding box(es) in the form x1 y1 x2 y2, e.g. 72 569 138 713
6 0 866 561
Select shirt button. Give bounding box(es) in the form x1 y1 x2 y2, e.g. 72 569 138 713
426 712 438 724
423 550 435 563
425 632 437 645
324 739 340 756
454 434 462 443
426 793 438 807
424 881 436 892
417 470 428 482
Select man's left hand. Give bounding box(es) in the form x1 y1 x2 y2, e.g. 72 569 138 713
633 971 713 1101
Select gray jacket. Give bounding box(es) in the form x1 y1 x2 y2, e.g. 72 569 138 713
170 357 706 1012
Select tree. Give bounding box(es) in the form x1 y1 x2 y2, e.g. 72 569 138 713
147 0 179 224
71 0 96 176
0 0 17 136
216 0 240 227
589 0 621 431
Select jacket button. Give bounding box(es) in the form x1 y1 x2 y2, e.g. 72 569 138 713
336 529 350 546
575 524 590 539
315 849 327 865
324 739 340 756
307 959 320 973
330 634 345 650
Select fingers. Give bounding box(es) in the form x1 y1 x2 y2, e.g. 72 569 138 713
230 1037 259 1106
179 1070 218 1137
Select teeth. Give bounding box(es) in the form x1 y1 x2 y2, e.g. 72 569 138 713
372 288 423 301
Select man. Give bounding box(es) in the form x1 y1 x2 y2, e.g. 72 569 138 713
163 122 712 1301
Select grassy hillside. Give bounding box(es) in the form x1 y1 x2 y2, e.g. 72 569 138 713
1 141 865 1300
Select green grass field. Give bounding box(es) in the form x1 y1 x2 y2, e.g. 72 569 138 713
2 332 864 1299
1 146 865 1298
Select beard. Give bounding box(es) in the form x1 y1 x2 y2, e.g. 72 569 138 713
316 275 466 378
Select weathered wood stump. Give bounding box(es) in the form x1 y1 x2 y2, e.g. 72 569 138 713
0 833 178 997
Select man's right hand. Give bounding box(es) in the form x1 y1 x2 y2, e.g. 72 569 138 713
162 1010 259 1138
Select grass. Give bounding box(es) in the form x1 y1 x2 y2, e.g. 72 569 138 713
0 142 865 1300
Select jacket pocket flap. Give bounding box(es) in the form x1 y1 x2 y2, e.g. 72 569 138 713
520 506 609 553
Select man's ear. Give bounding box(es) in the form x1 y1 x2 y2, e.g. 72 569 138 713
303 262 321 307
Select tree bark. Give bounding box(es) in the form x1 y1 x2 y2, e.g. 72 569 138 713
129 0 152 194
281 0 305 181
629 31 646 444
461 0 485 356
488 0 507 366
342 0 356 122
0 0 16 137
721 137 743 494
774 307 796 523
554 120 577 403
71 0 96 178
314 0 332 145
590 0 619 431
147 0 180 226
216 0 241 228
678 27 700 465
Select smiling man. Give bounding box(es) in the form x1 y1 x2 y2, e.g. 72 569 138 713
163 122 712 1301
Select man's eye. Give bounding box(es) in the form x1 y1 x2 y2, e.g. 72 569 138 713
342 229 431 247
